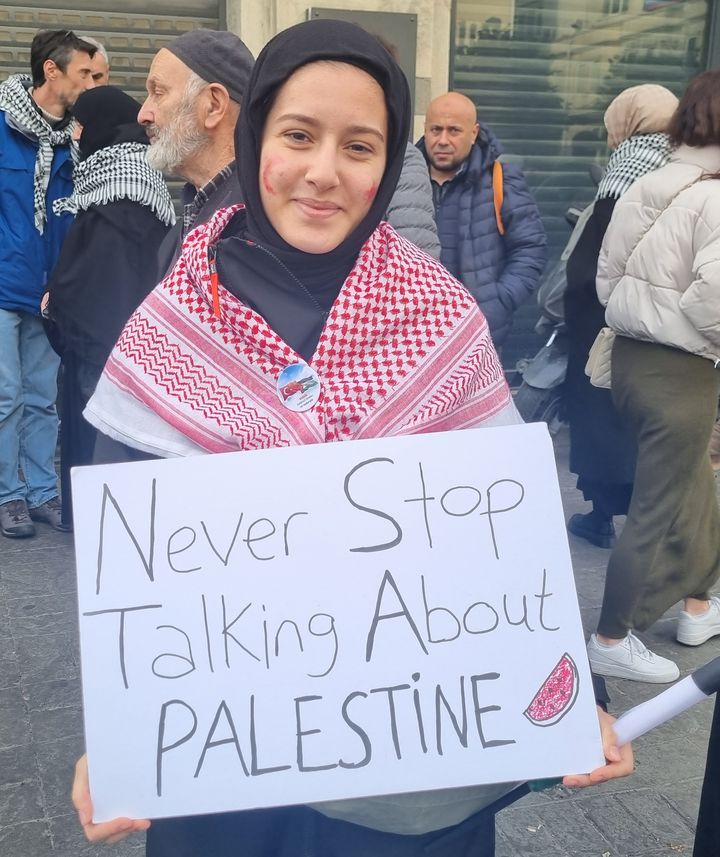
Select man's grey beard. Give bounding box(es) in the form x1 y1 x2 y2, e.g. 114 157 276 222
145 107 209 177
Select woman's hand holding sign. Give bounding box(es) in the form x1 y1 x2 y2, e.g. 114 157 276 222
562 708 634 788
72 755 151 844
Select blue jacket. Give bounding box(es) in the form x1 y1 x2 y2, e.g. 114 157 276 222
0 110 75 315
419 126 546 345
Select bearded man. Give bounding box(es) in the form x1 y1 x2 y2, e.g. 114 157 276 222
139 30 254 276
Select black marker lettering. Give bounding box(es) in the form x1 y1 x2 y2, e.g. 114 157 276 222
250 694 292 776
502 594 533 632
295 695 338 772
96 480 156 595
201 594 214 673
83 604 162 689
194 700 249 778
366 570 428 661
156 699 197 796
339 691 372 769
244 518 276 561
370 684 411 760
536 569 560 631
470 673 516 749
201 514 243 566
166 526 201 573
463 601 500 635
412 672 428 754
152 625 196 679
275 619 303 658
345 458 402 553
440 486 482 517
435 677 468 755
306 613 338 678
262 604 270 670
422 575 461 643
481 480 525 560
221 596 259 667
404 462 436 548
283 511 309 556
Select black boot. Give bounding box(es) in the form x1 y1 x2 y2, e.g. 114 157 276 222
567 511 615 549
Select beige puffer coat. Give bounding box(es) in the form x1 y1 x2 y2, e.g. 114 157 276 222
597 144 720 364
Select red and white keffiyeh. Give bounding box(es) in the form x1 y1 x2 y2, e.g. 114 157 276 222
86 206 515 457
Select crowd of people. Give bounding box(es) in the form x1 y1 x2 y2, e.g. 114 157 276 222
0 21 717 857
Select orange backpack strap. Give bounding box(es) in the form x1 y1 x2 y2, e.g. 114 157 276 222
492 160 505 236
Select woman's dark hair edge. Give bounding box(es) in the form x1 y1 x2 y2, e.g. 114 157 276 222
667 69 720 149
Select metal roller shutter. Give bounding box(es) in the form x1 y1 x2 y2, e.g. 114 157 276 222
450 0 711 369
0 0 223 97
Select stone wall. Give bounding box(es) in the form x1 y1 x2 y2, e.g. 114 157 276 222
226 0 452 140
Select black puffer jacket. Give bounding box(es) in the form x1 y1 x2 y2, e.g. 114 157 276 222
419 125 546 345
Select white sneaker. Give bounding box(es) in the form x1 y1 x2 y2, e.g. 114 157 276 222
587 632 680 683
677 596 720 646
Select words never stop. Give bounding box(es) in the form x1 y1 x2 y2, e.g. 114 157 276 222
73 422 603 823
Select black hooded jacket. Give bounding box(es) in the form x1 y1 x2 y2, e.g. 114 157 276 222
45 122 172 368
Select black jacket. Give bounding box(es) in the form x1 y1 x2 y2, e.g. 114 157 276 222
418 126 546 345
563 197 637 495
156 166 242 280
45 197 171 368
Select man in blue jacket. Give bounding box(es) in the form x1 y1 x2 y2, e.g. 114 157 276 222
0 29 97 538
419 92 546 348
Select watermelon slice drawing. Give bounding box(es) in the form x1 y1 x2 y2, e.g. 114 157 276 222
523 652 579 727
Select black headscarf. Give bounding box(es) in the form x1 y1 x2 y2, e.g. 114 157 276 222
234 17 411 276
218 19 411 361
70 86 144 159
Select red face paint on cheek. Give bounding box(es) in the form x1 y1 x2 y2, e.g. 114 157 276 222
261 158 278 195
363 184 378 204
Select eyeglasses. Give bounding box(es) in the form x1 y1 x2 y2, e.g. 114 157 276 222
39 28 74 54
42 29 77 64
43 29 73 46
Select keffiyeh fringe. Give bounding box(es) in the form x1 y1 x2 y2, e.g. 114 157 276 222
596 133 673 201
0 74 78 233
53 142 176 227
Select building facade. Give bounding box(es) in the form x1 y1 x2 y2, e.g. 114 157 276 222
1 0 716 363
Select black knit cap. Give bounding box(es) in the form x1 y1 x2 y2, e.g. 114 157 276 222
165 29 254 105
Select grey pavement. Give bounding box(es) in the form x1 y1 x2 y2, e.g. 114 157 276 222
0 427 716 856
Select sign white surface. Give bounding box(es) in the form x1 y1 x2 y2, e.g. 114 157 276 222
72 423 603 822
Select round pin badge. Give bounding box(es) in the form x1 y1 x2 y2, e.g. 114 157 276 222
276 362 321 412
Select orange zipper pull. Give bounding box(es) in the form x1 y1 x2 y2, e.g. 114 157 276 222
209 246 221 319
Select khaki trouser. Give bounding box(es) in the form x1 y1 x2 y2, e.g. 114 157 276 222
598 337 720 639
709 417 720 468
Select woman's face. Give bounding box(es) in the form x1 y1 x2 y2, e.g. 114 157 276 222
259 61 388 254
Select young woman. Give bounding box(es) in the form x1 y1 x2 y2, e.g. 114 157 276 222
43 85 174 527
72 20 631 856
587 70 720 683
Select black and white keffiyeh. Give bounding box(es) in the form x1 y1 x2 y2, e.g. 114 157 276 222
53 142 176 226
596 133 673 201
0 73 78 234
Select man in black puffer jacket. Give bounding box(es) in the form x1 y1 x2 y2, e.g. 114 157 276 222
419 92 546 347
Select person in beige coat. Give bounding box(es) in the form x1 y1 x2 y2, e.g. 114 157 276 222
587 69 720 683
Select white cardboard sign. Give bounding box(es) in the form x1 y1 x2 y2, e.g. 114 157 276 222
72 423 603 822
